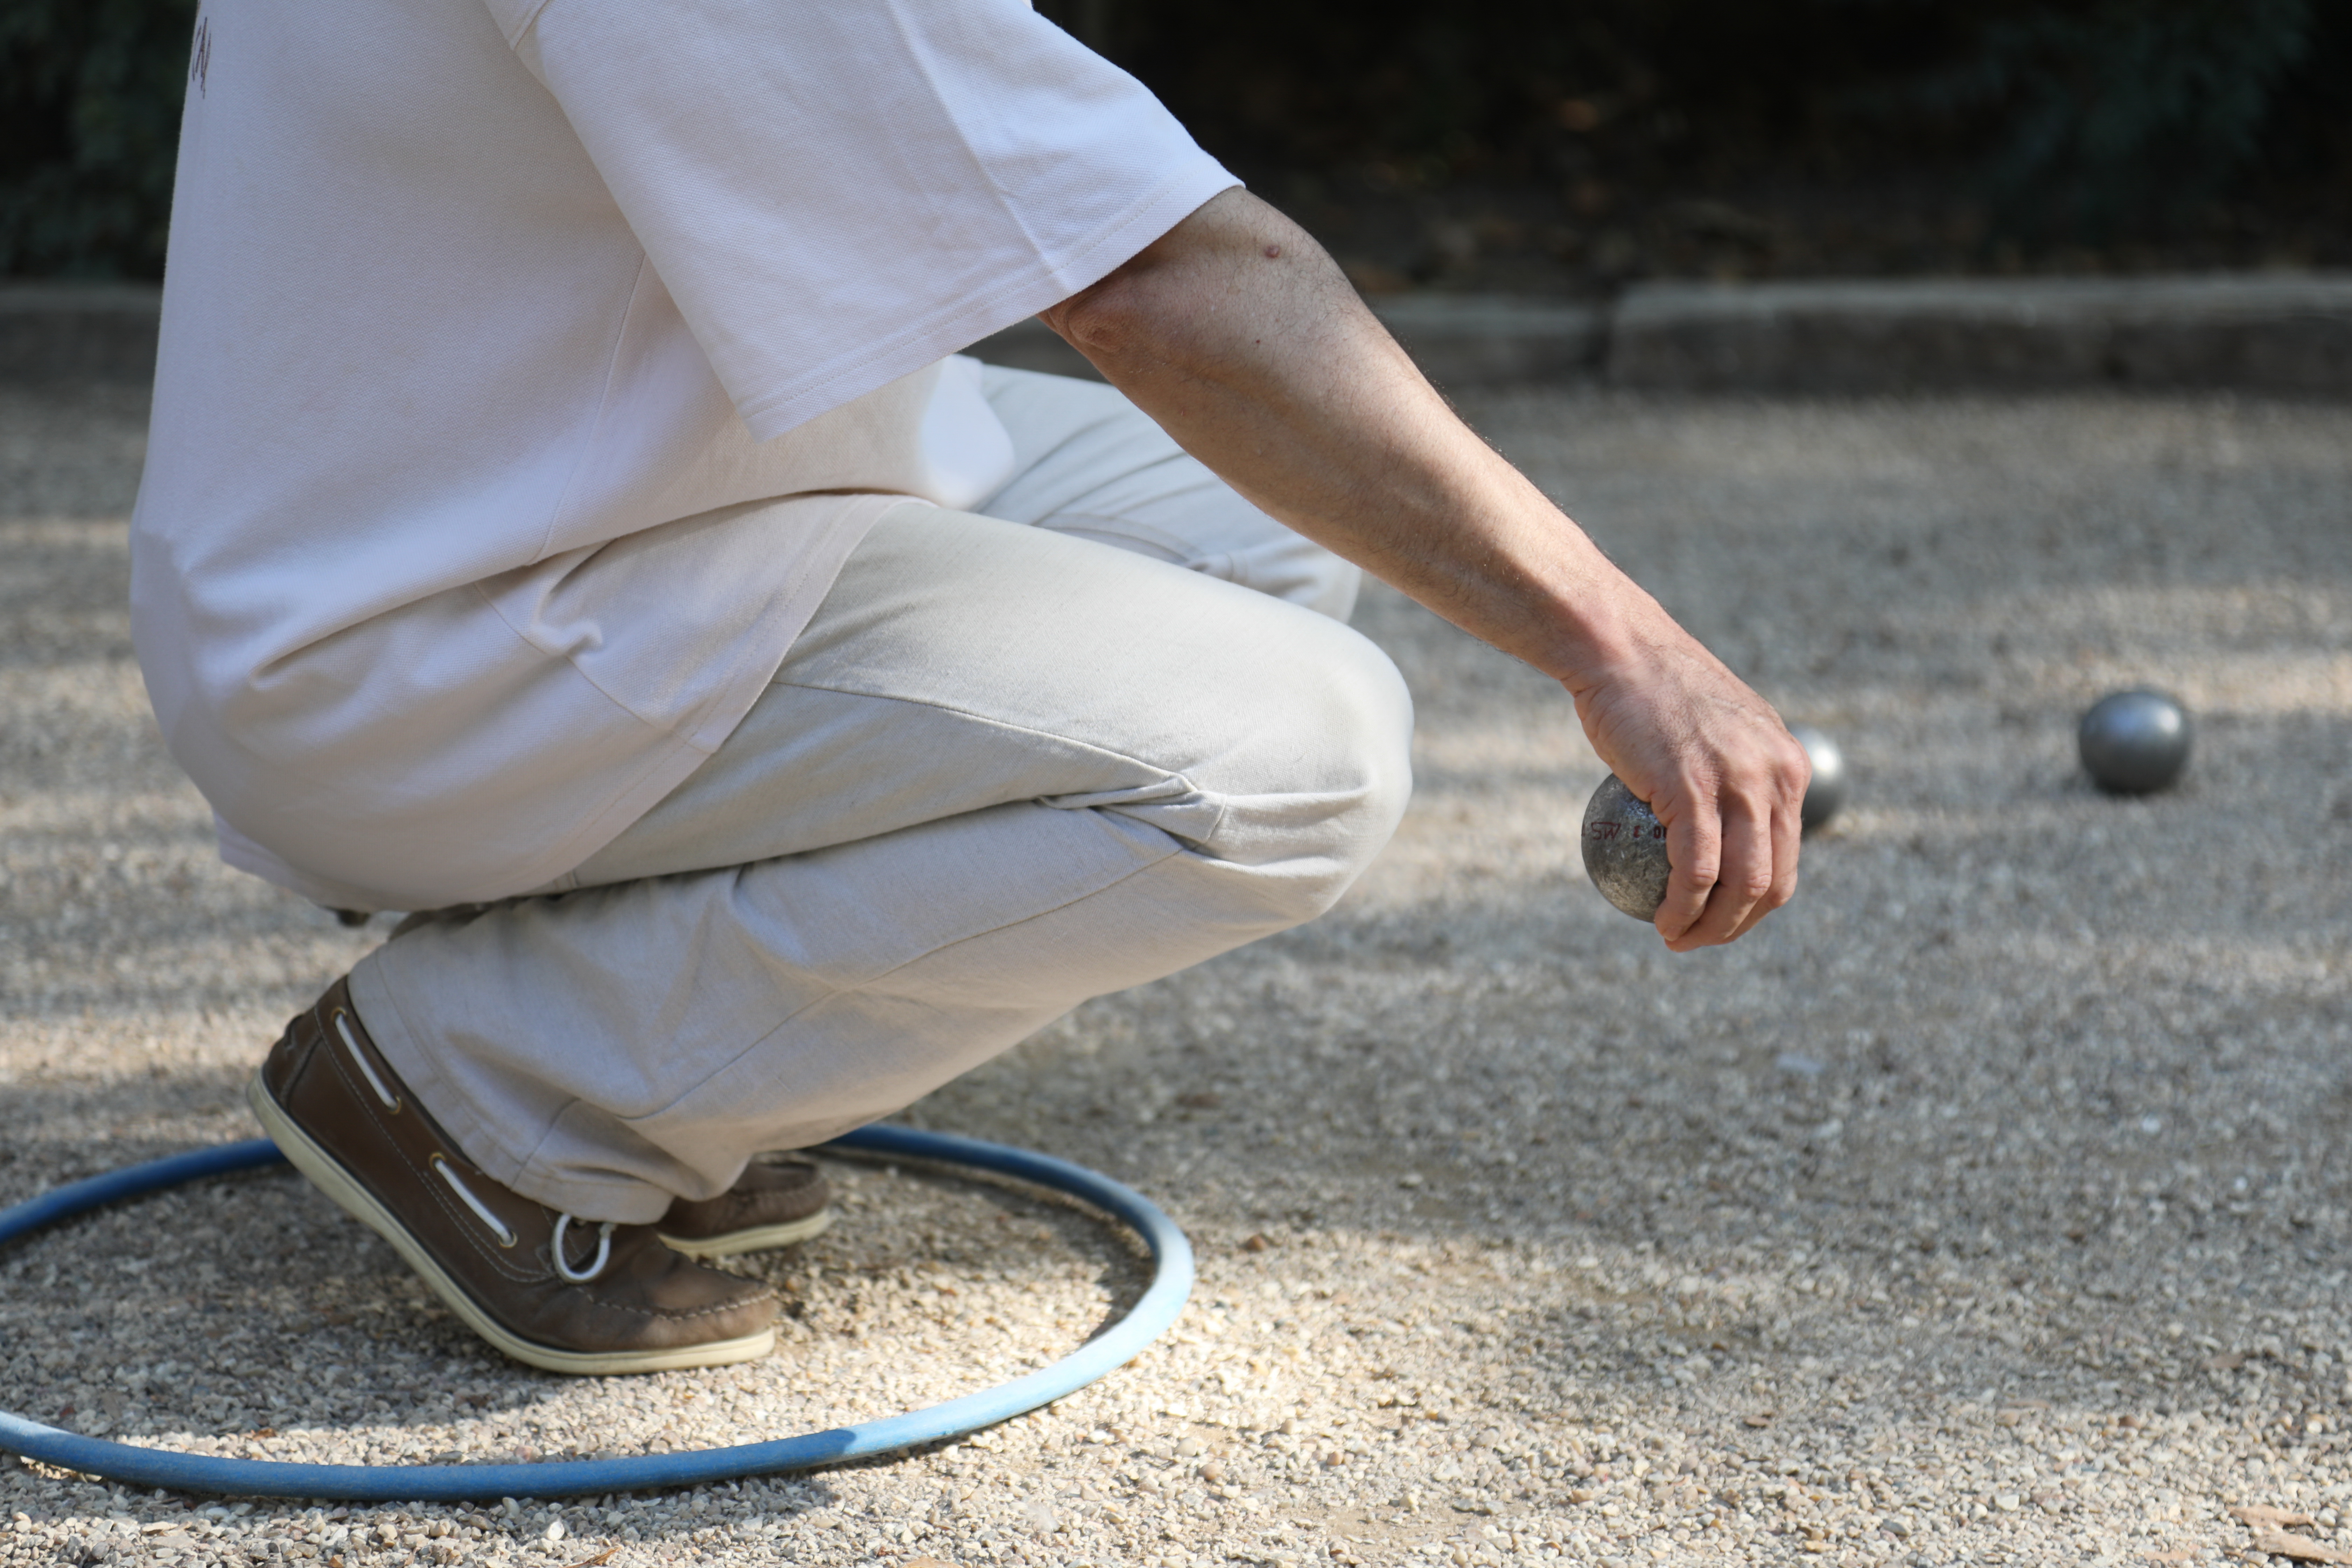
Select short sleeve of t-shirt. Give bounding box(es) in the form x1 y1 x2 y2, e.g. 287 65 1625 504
490 0 1237 441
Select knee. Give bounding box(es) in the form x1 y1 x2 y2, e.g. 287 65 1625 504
1207 617 1413 922
1315 624 1415 859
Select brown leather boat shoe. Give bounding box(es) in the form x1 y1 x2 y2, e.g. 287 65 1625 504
658 1153 833 1258
247 978 777 1375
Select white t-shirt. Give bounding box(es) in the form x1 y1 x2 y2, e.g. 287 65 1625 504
131 0 1236 912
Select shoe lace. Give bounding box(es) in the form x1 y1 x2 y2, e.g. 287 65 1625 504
334 1010 401 1112
430 1155 614 1281
551 1213 615 1283
431 1155 515 1247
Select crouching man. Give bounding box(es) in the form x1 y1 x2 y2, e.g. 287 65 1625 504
132 0 1807 1372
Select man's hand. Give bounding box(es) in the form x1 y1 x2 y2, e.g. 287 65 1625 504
1041 189 1808 947
1563 614 1809 948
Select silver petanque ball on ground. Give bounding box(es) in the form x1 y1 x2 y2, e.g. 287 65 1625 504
2078 688 2192 794
1787 722 1847 831
1581 772 1672 922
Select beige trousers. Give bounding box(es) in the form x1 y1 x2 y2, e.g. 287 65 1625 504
346 367 1414 1222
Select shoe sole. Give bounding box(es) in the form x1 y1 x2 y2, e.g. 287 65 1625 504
658 1208 833 1259
247 1070 776 1376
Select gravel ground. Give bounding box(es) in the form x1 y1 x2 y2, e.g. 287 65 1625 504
3 380 2349 1568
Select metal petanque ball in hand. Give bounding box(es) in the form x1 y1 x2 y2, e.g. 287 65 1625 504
1582 773 1671 922
2078 689 2191 794
1786 723 1847 831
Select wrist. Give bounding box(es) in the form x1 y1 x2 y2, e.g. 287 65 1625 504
1509 534 1666 697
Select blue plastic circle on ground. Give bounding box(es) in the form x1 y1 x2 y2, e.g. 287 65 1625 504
0 1126 1194 1500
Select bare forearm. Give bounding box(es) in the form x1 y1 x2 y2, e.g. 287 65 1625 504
1039 189 1655 694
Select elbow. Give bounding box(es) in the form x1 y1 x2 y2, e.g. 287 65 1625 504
1040 266 1158 364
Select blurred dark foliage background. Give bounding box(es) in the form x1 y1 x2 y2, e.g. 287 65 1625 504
6 0 2347 288
1 0 197 280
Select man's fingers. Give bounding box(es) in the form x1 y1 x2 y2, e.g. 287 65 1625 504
1729 791 1803 941
1726 729 1811 942
1650 808 1721 946
1666 797 1773 950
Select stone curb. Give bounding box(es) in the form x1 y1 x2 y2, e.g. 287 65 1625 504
0 284 171 384
9 274 2351 395
1607 274 2352 395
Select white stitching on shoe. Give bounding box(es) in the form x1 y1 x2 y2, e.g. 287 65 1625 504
430 1155 516 1247
333 1011 401 1112
552 1214 615 1283
307 1004 531 1283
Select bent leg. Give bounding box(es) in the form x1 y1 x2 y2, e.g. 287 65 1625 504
350 504 1411 1222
